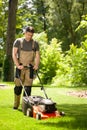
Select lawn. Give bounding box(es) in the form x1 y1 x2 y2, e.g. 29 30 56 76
0 83 87 130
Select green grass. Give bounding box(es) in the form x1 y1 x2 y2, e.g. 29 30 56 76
0 83 87 130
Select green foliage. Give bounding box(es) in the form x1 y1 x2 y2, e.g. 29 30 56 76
52 41 87 87
52 54 71 87
75 15 87 43
16 0 48 34
45 0 87 50
0 49 5 67
33 29 87 87
0 0 8 67
40 38 62 84
33 32 63 84
69 41 87 86
33 31 48 44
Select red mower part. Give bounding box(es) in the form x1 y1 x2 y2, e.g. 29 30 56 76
33 106 61 120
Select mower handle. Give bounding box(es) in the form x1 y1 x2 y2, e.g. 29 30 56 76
24 65 31 69
24 65 48 99
35 71 48 99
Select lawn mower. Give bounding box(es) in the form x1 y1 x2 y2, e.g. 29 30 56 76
19 65 65 120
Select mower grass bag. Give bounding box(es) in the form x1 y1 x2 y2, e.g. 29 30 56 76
22 95 61 120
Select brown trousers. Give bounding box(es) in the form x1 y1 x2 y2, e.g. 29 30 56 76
14 68 33 86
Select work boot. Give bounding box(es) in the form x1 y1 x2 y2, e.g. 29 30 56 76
13 94 21 110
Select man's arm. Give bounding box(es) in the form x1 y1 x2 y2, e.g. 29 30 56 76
12 47 23 69
33 51 40 70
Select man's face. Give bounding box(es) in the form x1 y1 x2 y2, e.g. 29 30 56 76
25 32 33 41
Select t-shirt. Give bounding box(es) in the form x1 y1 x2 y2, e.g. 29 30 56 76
13 38 39 52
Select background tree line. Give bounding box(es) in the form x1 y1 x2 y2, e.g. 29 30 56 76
0 0 87 87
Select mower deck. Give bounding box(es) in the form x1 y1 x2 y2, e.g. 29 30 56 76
33 105 61 119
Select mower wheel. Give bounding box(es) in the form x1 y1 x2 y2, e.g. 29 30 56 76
36 113 41 120
26 108 33 117
60 111 65 116
22 100 28 115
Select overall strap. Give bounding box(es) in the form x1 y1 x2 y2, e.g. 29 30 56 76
20 38 24 49
32 40 36 52
18 38 24 59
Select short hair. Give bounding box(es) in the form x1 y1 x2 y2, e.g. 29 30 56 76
25 26 34 33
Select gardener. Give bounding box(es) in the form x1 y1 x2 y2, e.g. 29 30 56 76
12 26 40 109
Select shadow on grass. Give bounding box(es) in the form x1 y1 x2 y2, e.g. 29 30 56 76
38 104 87 130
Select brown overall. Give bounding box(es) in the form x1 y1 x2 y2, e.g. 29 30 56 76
14 39 36 108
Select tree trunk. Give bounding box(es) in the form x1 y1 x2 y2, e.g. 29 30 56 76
3 0 18 81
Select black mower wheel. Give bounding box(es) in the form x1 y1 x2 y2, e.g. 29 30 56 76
60 111 65 116
26 108 33 117
36 113 41 120
22 99 28 115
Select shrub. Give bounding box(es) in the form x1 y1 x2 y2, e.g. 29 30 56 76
67 42 87 86
40 38 62 84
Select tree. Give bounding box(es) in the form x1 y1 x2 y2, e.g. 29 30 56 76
16 0 48 32
32 0 48 31
45 0 87 50
3 0 18 81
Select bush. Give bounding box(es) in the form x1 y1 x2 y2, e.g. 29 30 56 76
34 31 87 87
52 51 72 87
69 41 87 86
40 38 62 84
33 32 62 84
52 40 87 87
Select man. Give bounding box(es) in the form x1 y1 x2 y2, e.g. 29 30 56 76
12 26 40 109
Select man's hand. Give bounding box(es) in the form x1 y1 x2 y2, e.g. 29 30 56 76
33 65 38 70
17 65 24 70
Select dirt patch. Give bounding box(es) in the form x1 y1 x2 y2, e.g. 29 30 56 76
67 90 87 98
0 84 9 89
